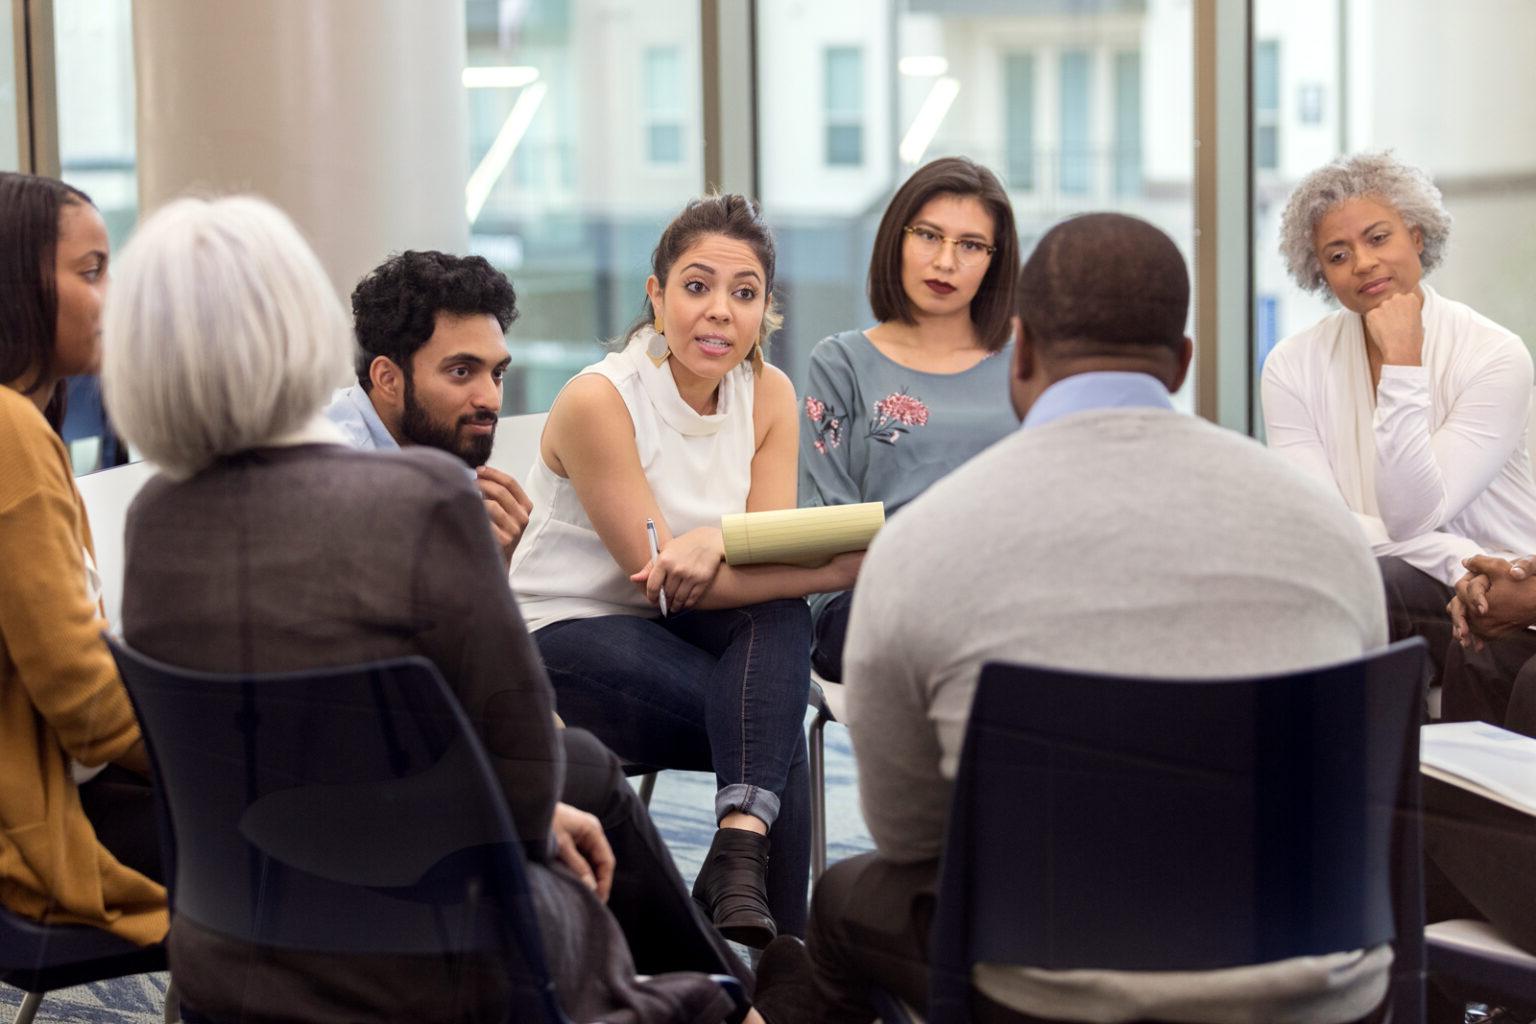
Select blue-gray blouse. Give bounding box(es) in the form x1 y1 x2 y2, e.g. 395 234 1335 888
798 329 1018 621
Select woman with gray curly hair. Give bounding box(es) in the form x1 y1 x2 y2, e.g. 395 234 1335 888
1260 151 1536 688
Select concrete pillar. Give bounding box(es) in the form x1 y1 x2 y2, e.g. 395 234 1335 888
132 0 468 297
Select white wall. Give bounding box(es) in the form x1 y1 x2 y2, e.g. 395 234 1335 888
571 0 701 217
758 0 895 217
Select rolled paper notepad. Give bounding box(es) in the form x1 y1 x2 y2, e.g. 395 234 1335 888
721 502 885 568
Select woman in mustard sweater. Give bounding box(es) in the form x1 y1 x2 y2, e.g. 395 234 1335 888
0 172 165 945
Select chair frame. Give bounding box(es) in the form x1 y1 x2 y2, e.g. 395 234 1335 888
0 894 174 1024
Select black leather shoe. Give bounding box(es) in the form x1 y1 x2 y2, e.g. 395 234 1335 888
752 936 821 1024
692 827 777 948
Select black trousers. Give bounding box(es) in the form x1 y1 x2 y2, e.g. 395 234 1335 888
802 852 1032 1024
1441 627 1536 730
804 852 1390 1024
78 763 163 883
1379 555 1455 692
559 728 751 987
1423 774 1536 1021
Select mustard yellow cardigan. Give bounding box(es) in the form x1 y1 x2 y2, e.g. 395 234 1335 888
0 385 166 945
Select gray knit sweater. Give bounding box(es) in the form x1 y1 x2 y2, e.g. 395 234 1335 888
844 406 1392 1024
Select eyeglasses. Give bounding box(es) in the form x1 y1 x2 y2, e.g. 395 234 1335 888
903 225 997 267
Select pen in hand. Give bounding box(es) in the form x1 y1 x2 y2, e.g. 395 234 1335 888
645 518 669 617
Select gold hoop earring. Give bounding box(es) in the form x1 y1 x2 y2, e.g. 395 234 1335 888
750 341 765 374
653 314 665 335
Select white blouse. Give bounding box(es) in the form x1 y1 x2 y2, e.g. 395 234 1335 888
1261 284 1536 586
510 331 756 633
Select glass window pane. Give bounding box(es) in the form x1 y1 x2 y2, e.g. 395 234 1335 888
1114 51 1141 197
1253 39 1280 171
825 47 863 117
465 0 703 413
759 1 1196 411
1004 53 1035 191
1058 50 1092 197
54 0 137 247
648 123 683 164
1255 124 1280 174
645 46 682 116
53 0 137 474
0 12 18 171
1251 1 1536 423
826 124 863 167
1254 40 1281 113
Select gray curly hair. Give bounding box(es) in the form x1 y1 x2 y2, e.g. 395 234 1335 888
1278 151 1452 294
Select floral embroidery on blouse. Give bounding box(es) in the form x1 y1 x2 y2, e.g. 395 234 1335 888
805 395 845 454
806 388 934 452
865 389 930 445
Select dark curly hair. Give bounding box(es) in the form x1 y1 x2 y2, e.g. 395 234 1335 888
350 250 518 390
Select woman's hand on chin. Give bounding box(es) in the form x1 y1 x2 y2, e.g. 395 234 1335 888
1364 290 1425 366
629 526 726 611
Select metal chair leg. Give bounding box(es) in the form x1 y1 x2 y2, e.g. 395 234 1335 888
164 977 180 1023
12 991 43 1024
637 771 657 808
809 708 828 881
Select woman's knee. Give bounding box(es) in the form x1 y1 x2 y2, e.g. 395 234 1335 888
740 597 813 644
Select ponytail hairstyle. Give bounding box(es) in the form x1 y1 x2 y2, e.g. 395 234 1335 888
630 192 781 373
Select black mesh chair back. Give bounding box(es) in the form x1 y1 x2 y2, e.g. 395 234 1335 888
927 638 1428 1024
107 639 569 1023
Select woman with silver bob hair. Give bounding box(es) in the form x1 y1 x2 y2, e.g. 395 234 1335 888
1260 151 1536 688
101 196 746 1024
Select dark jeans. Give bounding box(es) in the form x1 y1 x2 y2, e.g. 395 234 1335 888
803 853 1389 1024
535 599 813 936
811 591 852 683
1379 555 1455 692
78 763 163 883
559 727 751 986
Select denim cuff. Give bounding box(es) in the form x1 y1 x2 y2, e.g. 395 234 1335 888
714 783 780 830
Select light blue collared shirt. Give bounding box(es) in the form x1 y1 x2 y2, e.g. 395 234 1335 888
324 384 400 451
1020 371 1174 431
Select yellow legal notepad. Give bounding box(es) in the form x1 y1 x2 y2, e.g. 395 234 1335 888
721 502 885 567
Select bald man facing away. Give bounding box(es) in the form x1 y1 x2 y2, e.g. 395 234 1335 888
755 213 1391 1024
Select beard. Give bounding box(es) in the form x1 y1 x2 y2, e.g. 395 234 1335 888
400 379 497 468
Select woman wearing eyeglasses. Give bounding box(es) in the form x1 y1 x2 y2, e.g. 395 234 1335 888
798 156 1021 682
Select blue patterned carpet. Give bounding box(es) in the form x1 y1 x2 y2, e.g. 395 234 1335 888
0 714 872 1022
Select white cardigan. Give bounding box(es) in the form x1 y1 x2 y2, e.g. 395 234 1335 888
1261 285 1536 586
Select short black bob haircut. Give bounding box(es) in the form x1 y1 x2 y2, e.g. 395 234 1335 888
866 156 1019 352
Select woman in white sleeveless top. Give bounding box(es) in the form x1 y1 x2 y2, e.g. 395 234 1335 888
511 195 861 947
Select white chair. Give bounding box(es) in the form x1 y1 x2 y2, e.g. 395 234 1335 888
488 412 549 479
74 413 550 634
74 460 158 629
